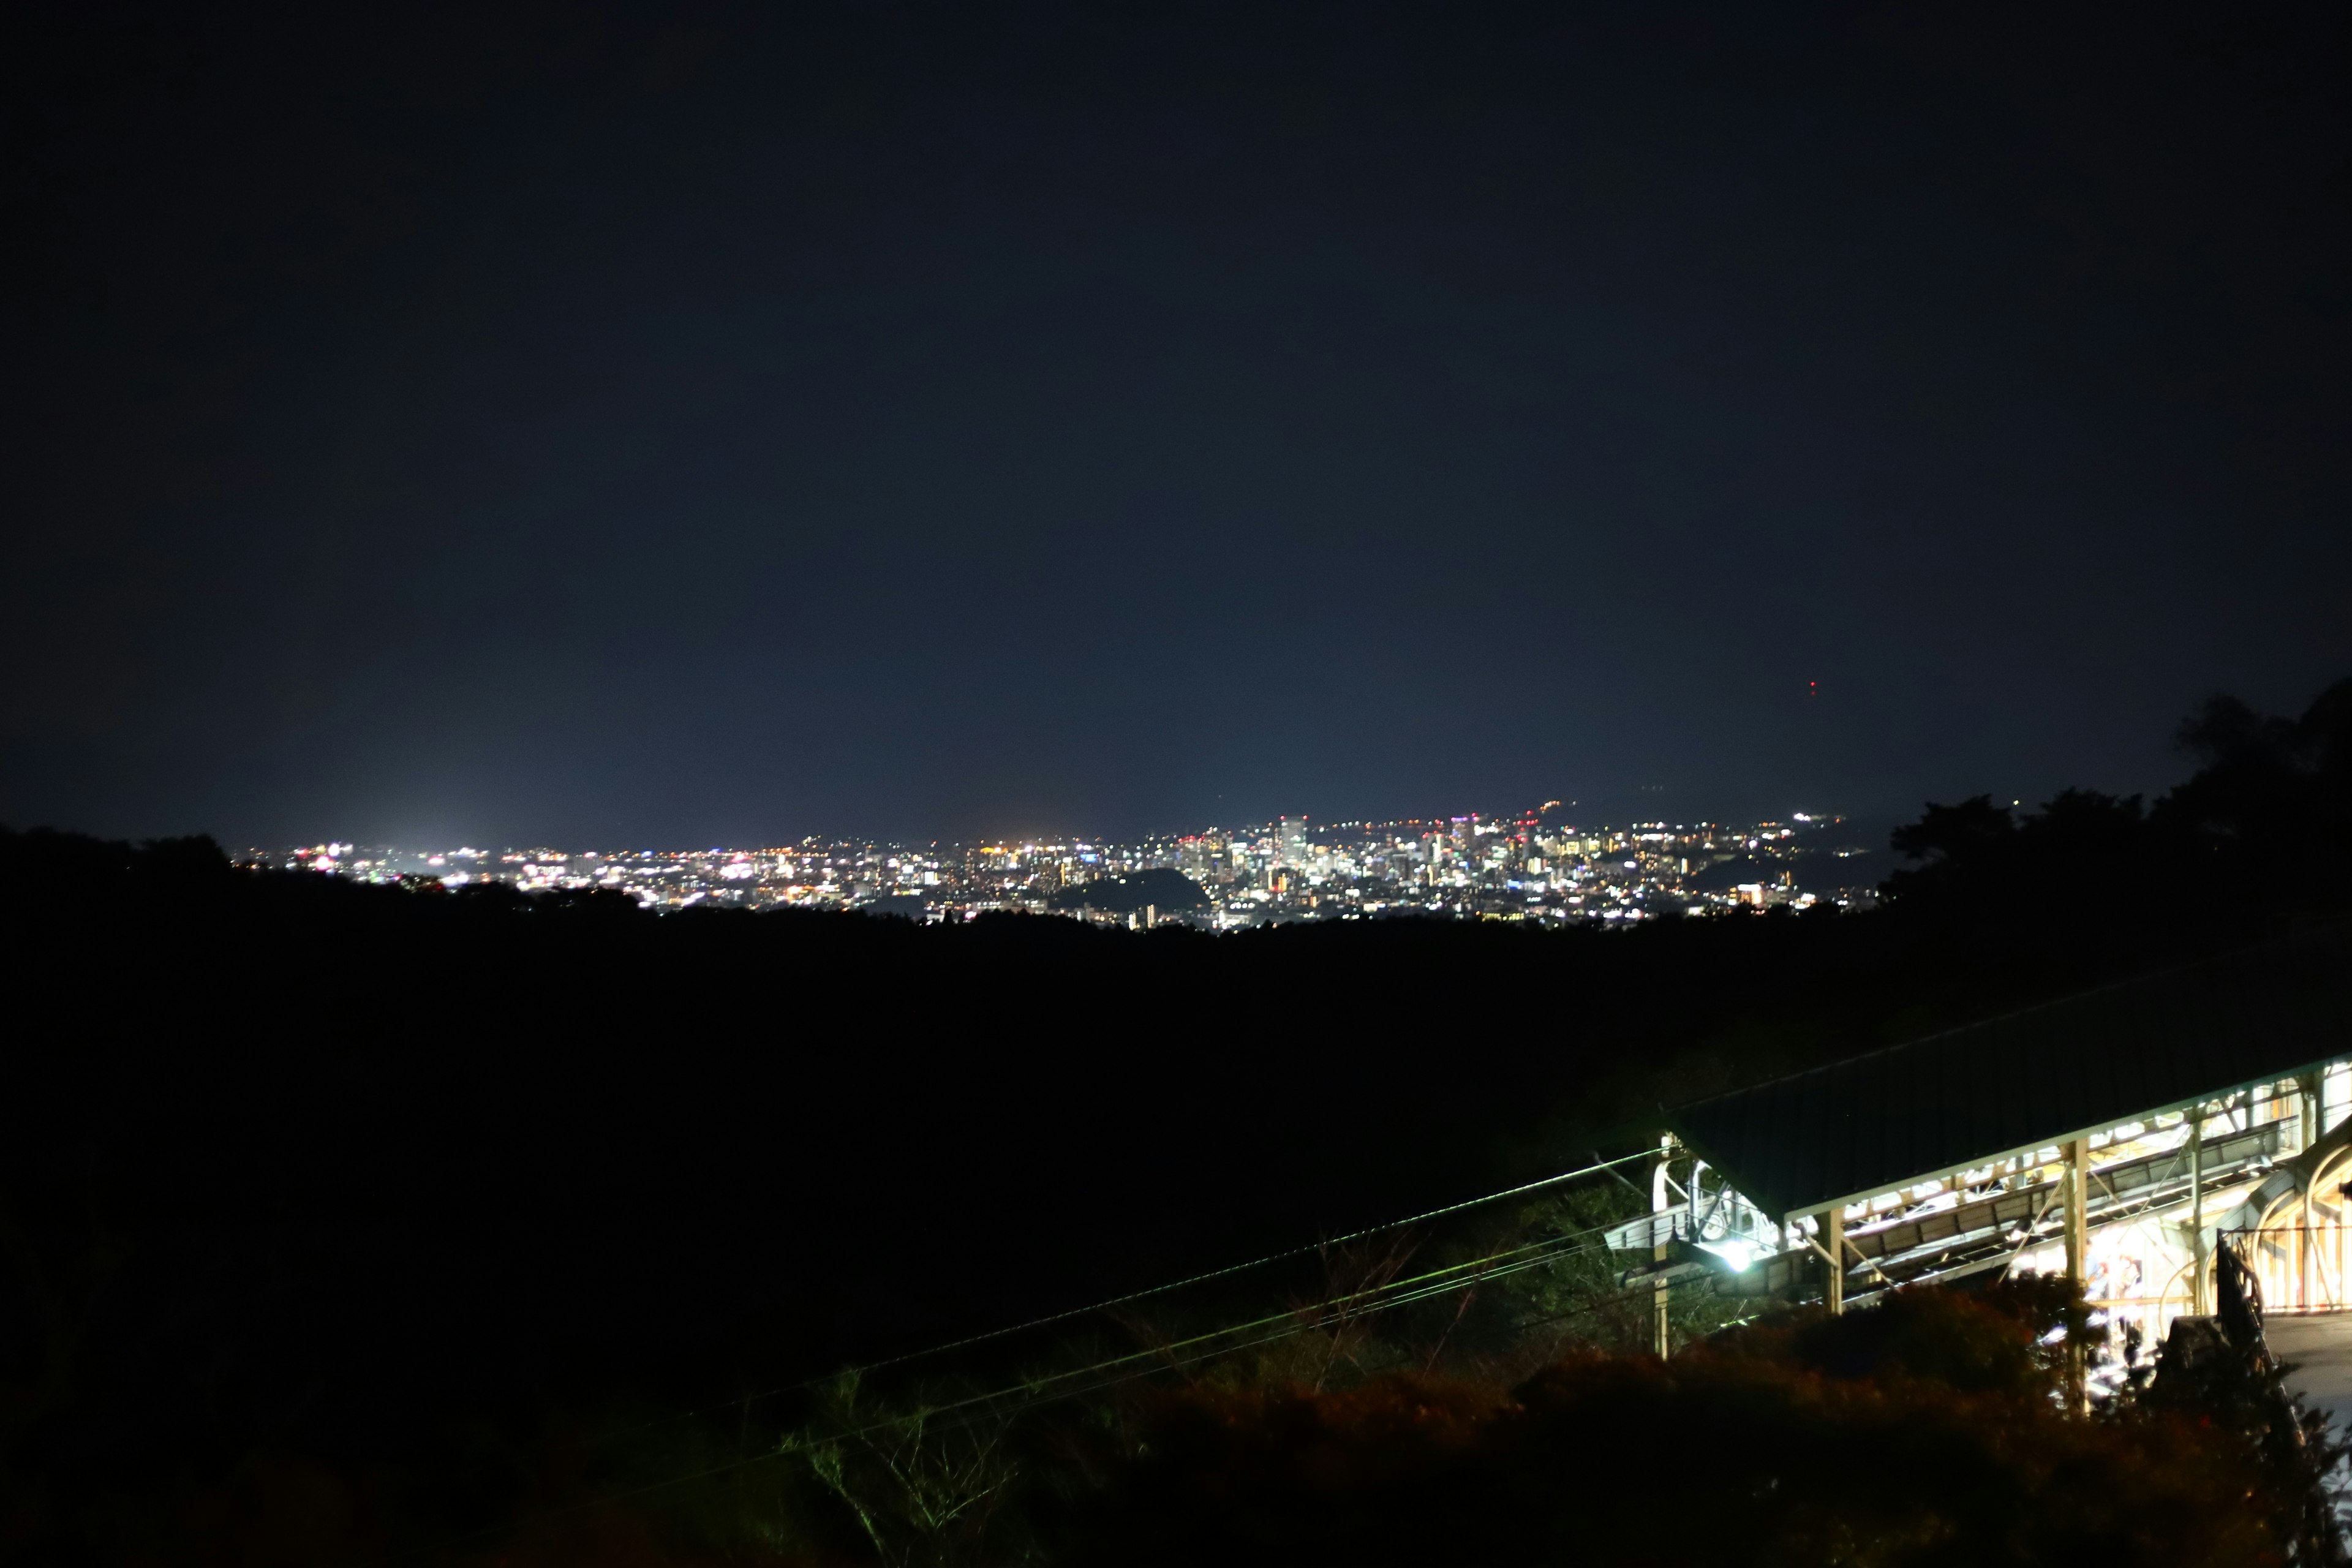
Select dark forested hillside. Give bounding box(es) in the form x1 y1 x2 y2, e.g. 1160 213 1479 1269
4 680 2348 1564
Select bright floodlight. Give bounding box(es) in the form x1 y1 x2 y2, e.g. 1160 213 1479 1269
1696 1238 1760 1273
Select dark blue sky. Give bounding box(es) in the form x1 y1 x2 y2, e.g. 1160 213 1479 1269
6 4 2348 846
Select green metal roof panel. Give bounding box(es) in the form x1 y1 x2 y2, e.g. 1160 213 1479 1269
1665 926 2352 1220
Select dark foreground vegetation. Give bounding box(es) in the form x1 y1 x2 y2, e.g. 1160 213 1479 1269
1051 1281 2342 1568
2 680 2348 1564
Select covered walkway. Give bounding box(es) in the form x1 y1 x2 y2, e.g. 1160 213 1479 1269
1610 925 2352 1355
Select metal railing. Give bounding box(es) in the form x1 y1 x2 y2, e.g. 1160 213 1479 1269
2220 1225 2345 1314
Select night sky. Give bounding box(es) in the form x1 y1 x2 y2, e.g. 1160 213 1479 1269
7 4 2348 848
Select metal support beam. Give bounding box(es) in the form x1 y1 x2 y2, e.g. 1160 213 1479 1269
2064 1137 2089 1414
1823 1208 1845 1316
2062 1137 2089 1281
2190 1110 2209 1316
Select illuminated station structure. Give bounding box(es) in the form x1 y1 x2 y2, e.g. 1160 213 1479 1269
1613 929 2352 1357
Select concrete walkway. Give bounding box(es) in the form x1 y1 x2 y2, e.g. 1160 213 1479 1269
2264 1313 2352 1441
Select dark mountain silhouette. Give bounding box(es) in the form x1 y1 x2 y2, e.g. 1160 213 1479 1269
1685 848 1891 894
1046 867 1210 914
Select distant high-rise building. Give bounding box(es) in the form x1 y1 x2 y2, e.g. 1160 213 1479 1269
1278 815 1308 867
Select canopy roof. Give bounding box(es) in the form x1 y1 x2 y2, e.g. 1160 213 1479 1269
1666 925 2352 1221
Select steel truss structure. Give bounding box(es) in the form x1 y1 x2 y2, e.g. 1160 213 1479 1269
1607 926 2352 1359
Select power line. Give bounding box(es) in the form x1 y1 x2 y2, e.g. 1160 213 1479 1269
385 1204 1646 1561
454 1245 1654 1560
383 1198 1654 1563
799 1148 1648 1377
584 1148 1654 1447
869 1216 1642 1438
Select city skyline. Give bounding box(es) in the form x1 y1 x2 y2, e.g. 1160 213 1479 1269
267 805 1880 929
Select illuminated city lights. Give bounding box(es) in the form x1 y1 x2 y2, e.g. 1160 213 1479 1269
264 811 1875 927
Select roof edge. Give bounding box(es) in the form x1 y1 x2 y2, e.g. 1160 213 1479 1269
1665 920 2352 1124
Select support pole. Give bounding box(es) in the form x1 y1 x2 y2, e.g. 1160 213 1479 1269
2187 1113 2202 1306
2063 1137 2089 1281
1651 1137 1675 1359
1823 1207 1845 1316
2064 1137 2089 1413
2302 1074 2322 1155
